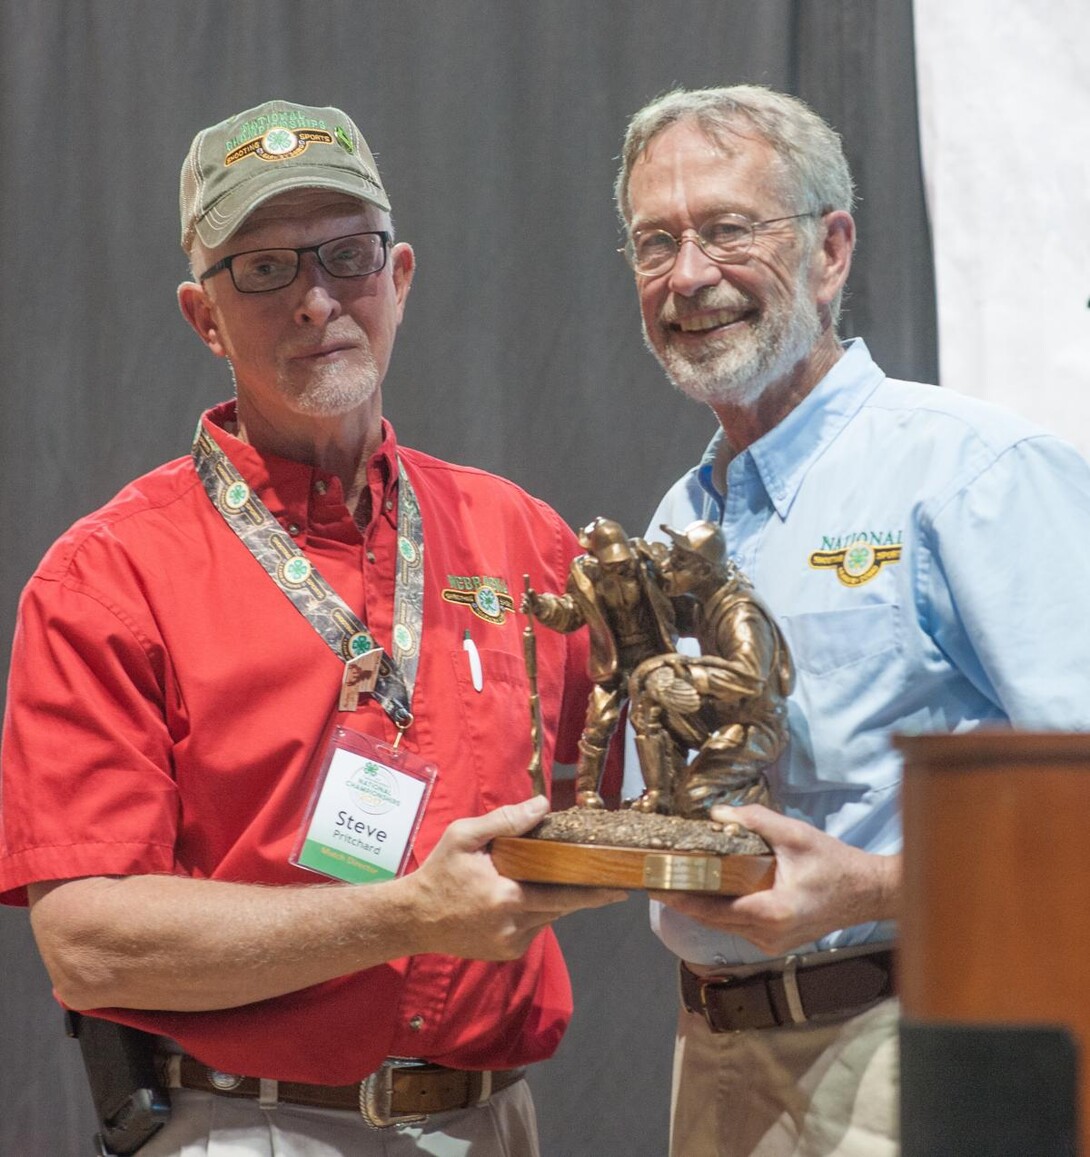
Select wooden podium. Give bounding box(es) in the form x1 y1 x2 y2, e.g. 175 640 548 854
897 732 1090 1155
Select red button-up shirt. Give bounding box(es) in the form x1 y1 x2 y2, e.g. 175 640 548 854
0 403 592 1083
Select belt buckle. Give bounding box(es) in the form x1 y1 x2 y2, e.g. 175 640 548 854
358 1060 427 1130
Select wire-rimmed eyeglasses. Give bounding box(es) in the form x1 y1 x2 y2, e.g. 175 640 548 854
620 212 818 277
198 231 391 294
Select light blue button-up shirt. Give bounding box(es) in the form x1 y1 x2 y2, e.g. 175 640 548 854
636 338 1090 965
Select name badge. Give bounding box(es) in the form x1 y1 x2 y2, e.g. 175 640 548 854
292 726 436 885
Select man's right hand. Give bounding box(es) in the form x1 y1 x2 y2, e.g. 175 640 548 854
402 795 627 961
27 797 626 1014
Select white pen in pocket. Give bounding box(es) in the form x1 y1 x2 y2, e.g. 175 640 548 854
463 629 484 692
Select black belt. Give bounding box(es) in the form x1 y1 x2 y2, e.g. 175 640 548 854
680 944 896 1033
163 1054 526 1129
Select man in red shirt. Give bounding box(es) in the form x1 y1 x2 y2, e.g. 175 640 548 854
0 99 622 1156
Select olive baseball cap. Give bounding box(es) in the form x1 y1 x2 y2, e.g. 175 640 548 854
180 99 390 251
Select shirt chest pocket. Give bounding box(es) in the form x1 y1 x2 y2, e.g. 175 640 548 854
776 603 906 790
447 646 540 809
779 603 902 677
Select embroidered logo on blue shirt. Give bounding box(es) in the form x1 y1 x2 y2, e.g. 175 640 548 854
809 535 903 587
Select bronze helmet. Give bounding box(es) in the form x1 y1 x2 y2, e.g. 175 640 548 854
660 520 726 567
578 517 637 564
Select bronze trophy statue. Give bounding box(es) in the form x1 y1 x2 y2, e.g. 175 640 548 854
491 517 794 895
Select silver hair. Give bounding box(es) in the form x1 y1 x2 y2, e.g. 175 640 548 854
615 84 855 223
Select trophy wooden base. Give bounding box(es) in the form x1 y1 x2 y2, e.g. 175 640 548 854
491 834 774 894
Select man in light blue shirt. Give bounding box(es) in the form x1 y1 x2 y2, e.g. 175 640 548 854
615 84 1090 1157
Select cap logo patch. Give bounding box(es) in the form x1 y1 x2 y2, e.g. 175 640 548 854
225 127 336 167
334 126 354 153
223 111 329 153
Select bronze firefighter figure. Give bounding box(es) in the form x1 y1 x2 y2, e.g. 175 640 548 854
521 517 676 807
629 521 795 819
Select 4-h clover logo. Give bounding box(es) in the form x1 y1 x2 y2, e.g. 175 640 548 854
348 632 373 657
843 543 875 578
280 556 312 587
223 481 250 512
347 759 399 814
263 128 298 156
474 586 500 617
398 536 418 565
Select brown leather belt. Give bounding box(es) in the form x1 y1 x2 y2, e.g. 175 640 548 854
164 1054 526 1128
680 944 896 1033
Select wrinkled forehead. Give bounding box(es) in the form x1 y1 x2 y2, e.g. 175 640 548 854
625 118 788 221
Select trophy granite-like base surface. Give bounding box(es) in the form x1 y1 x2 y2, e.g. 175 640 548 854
491 808 774 895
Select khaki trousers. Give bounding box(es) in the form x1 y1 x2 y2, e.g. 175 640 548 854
670 997 899 1157
136 1079 538 1157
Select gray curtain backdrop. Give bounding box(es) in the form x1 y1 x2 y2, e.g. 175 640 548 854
0 3 935 1154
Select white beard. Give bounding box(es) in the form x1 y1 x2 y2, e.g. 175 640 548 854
276 347 382 417
228 342 383 419
645 272 822 409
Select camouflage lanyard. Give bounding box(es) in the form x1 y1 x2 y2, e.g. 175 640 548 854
192 421 424 729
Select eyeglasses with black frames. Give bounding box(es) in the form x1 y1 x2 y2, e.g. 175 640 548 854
198 231 391 294
620 212 818 278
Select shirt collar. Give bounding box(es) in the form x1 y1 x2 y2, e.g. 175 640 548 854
199 400 400 532
698 338 885 519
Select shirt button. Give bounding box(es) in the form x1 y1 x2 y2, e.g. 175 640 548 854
287 523 301 536
384 498 394 512
366 551 377 563
314 480 327 495
408 1015 424 1032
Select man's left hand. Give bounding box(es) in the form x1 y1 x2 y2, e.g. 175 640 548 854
651 804 900 956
